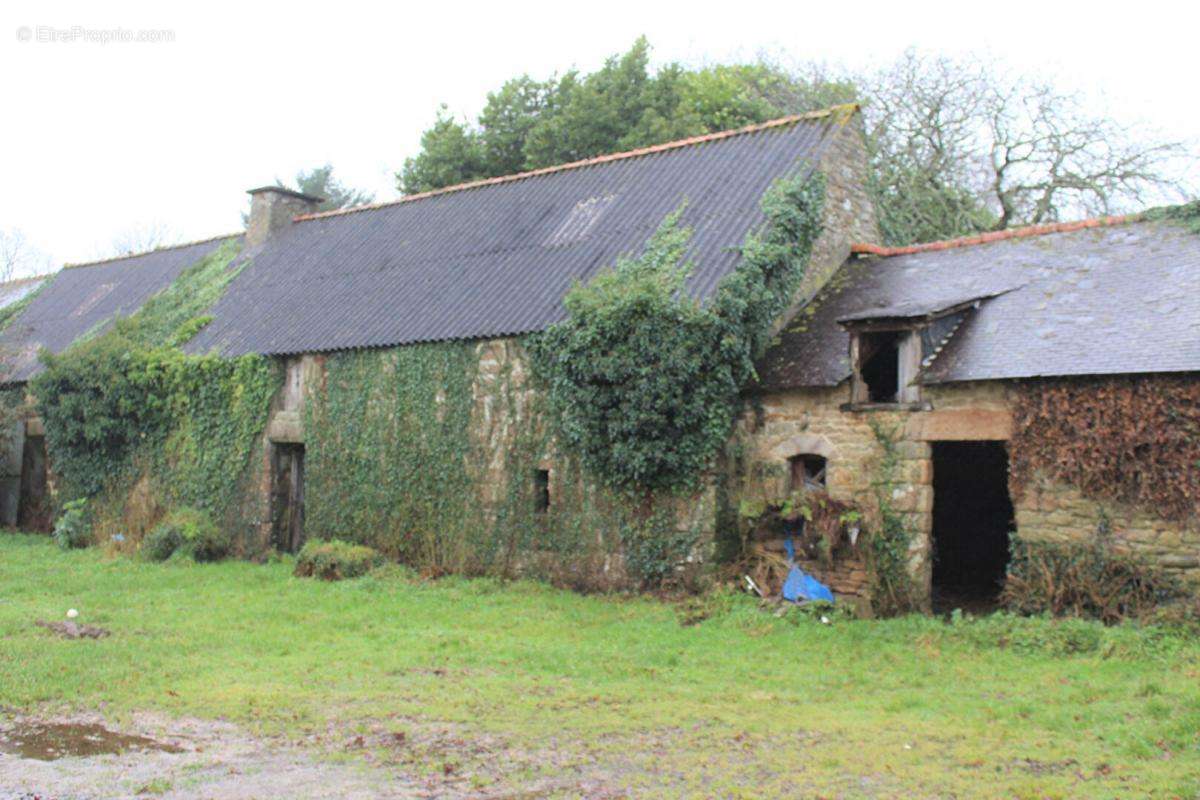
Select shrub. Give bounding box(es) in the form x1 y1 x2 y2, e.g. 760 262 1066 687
35 332 183 500
52 499 91 550
142 507 230 563
1002 535 1181 624
141 522 182 562
294 539 383 580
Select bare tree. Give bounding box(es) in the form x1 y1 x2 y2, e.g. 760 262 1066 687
984 79 1185 228
858 51 1191 244
0 228 52 282
106 221 180 259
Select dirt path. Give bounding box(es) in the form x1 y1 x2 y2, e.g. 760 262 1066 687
0 712 632 799
2 709 926 799
0 713 426 800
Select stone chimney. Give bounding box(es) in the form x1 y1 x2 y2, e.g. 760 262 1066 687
245 187 323 247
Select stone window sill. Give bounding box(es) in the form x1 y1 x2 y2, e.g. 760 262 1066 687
840 401 932 413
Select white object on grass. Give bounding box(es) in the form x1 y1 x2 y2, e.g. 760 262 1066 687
66 608 78 619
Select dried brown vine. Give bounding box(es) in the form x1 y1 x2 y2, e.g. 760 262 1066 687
1009 375 1200 523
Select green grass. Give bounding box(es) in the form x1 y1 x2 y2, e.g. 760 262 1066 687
2 533 1198 797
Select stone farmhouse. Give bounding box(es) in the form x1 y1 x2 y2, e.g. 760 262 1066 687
1 104 1195 609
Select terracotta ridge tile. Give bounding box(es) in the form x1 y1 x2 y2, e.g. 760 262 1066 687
850 213 1142 257
294 104 861 223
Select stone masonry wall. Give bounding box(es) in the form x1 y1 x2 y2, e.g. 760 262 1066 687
738 384 936 606
785 116 881 324
740 378 1200 602
1016 478 1200 585
251 342 716 589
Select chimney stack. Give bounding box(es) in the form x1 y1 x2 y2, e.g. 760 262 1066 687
245 187 323 247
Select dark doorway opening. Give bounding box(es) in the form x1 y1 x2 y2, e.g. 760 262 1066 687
931 441 1014 613
859 331 901 403
18 435 51 532
270 443 305 553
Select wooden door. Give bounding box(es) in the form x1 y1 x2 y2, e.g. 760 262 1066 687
270 444 305 553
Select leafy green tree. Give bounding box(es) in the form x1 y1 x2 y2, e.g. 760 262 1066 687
476 76 558 177
396 111 488 196
397 39 843 195
396 42 1189 245
288 164 374 211
521 38 694 167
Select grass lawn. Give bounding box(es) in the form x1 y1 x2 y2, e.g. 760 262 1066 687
1 532 1198 798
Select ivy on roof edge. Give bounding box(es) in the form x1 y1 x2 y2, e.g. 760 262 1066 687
0 275 54 338
1142 199 1200 235
528 169 826 494
32 239 281 549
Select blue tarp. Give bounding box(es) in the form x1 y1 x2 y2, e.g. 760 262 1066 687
782 538 835 603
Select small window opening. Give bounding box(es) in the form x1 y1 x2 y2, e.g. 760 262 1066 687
789 454 827 492
859 330 902 403
534 469 550 513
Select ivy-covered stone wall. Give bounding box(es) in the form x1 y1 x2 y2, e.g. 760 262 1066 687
29 240 283 554
252 340 716 590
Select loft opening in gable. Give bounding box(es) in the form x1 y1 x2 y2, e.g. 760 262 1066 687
858 330 903 403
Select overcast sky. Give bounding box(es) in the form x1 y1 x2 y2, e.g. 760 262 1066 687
1 0 1197 271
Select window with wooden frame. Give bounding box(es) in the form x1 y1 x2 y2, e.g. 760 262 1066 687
847 326 922 407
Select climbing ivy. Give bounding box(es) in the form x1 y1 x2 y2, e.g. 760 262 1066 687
301 343 482 567
528 170 825 494
298 340 704 588
866 421 918 616
0 386 25 460
32 240 280 546
1143 199 1200 235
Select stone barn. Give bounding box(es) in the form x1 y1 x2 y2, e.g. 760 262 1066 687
751 216 1200 608
0 103 1196 610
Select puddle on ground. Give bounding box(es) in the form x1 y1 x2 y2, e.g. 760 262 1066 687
0 722 184 761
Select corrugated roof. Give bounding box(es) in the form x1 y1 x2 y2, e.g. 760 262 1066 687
0 236 238 383
188 113 845 357
758 218 1200 388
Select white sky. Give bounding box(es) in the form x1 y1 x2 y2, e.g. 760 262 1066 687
1 0 1197 270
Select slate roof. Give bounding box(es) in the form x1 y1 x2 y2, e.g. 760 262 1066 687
758 217 1200 388
0 236 238 383
187 112 848 357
